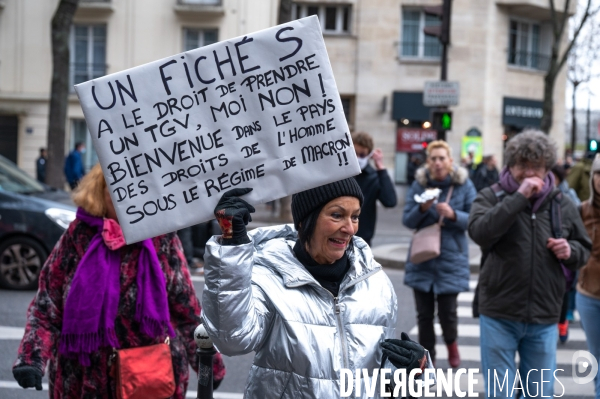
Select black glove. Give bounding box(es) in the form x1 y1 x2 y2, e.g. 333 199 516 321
380 332 426 374
213 377 222 390
214 188 255 245
13 365 43 390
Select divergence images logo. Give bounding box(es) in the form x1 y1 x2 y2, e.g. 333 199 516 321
572 350 598 385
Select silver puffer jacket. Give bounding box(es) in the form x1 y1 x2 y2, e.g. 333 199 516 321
201 224 398 399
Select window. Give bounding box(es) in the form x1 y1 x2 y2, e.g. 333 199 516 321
292 4 351 34
508 20 546 70
401 9 441 59
183 28 218 51
340 96 354 129
71 120 98 173
70 25 107 87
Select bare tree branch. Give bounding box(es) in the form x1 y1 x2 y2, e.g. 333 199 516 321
557 0 595 72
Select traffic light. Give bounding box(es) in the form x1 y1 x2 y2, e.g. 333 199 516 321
423 0 452 45
431 110 452 131
589 139 598 152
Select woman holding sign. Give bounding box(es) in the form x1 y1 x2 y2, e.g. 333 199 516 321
202 179 427 398
12 164 225 398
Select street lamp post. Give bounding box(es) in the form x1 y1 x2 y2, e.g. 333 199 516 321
194 324 216 399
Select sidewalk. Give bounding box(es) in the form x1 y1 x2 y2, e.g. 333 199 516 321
249 200 482 274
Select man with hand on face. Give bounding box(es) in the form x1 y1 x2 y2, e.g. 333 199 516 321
352 132 397 246
468 130 591 399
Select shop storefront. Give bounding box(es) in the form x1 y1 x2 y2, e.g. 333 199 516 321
502 97 543 142
392 91 438 183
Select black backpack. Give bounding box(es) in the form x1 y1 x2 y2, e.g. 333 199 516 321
472 183 566 318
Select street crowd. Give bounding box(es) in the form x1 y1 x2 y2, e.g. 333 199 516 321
10 129 600 399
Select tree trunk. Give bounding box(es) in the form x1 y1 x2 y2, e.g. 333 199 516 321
540 71 556 133
570 82 578 151
46 0 79 189
277 0 294 222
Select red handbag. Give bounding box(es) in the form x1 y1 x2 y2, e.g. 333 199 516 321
110 337 176 399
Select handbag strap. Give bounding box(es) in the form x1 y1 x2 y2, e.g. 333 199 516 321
437 185 454 224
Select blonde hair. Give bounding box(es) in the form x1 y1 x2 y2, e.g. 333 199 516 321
72 163 108 217
426 140 452 158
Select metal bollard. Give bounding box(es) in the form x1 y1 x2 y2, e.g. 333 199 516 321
194 324 216 399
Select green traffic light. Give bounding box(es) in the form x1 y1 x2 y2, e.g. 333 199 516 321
442 113 451 130
591 140 598 151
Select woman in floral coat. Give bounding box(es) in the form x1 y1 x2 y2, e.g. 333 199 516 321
12 164 225 398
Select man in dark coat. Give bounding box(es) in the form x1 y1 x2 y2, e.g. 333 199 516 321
36 148 47 183
352 132 397 246
472 155 499 191
63 142 86 189
468 130 591 398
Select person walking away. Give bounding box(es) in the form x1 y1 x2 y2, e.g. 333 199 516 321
201 180 426 398
12 164 225 398
407 153 424 185
577 154 600 399
552 164 581 343
468 130 591 398
472 155 499 192
403 140 476 367
36 148 47 183
64 142 86 189
352 132 397 246
567 151 596 202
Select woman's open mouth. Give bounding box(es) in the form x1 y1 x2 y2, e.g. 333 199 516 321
329 238 347 247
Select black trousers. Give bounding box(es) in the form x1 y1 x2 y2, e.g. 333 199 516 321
413 288 458 361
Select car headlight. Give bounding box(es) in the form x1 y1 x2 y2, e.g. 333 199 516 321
45 208 77 230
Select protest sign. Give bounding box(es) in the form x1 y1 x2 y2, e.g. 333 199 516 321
75 16 360 243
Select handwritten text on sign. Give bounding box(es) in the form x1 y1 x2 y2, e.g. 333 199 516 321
75 16 360 243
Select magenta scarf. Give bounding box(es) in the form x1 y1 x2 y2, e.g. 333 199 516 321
499 166 555 213
59 208 175 366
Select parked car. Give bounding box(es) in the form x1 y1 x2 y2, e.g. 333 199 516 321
0 155 76 290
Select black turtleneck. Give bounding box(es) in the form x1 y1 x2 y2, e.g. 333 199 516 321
293 240 350 297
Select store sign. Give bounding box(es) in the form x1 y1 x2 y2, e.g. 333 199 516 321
396 128 437 152
461 136 483 164
423 81 460 107
502 97 543 128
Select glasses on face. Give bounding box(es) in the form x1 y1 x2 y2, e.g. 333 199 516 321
355 151 370 159
513 163 546 174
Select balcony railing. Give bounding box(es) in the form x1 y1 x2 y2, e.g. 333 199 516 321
508 50 550 71
70 63 107 88
399 41 442 59
177 0 221 4
173 0 224 15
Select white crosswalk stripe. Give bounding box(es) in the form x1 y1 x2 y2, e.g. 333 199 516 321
410 319 589 342
413 277 597 397
0 380 243 398
0 326 24 340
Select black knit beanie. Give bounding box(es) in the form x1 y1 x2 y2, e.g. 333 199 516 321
292 178 364 229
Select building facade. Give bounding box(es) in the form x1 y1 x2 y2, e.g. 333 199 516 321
0 0 571 183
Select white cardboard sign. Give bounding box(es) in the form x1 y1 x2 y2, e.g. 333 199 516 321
75 16 360 243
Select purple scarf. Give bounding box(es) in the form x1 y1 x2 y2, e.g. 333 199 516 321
59 208 175 366
498 166 555 213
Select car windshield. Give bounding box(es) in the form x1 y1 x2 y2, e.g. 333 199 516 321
0 155 46 194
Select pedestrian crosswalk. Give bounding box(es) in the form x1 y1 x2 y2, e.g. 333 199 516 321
409 277 596 397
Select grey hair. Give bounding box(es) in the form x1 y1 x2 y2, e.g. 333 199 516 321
504 129 557 170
